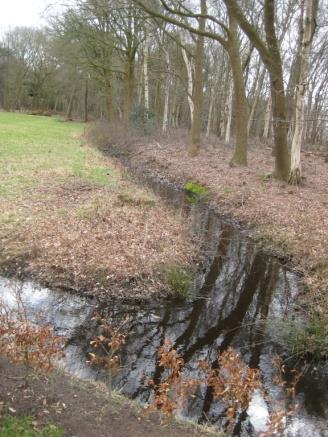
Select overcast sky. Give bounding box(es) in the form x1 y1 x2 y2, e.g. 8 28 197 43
0 0 52 32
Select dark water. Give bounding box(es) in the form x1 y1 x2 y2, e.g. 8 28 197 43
1 167 328 436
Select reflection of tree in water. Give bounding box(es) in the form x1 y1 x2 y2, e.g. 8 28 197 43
72 213 292 427
63 176 327 431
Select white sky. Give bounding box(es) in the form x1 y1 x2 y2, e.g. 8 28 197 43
0 0 51 32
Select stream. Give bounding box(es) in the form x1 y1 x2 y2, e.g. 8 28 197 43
1 165 327 436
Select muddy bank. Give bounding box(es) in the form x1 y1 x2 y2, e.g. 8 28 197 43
0 354 212 437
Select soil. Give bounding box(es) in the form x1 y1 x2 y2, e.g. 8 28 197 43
0 356 213 437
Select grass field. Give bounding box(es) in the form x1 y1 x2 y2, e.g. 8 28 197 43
0 112 194 299
0 112 115 198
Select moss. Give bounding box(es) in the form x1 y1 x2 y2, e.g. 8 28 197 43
184 181 209 203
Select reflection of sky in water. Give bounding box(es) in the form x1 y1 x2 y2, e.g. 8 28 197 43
0 277 93 336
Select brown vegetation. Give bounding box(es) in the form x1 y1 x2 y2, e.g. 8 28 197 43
0 157 197 302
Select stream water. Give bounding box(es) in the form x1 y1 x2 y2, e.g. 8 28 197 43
1 166 327 436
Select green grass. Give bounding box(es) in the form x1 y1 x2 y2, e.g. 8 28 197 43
0 112 115 198
0 416 63 437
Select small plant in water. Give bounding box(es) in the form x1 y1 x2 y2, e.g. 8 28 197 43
163 265 193 299
184 181 209 203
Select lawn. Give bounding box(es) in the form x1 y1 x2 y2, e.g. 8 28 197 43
0 112 115 198
0 112 195 300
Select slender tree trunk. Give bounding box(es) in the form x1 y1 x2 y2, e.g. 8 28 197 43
289 0 318 184
123 55 134 128
84 79 89 123
162 49 170 134
263 94 272 140
181 46 194 125
206 88 215 138
105 80 113 120
225 77 233 144
143 38 149 113
247 67 265 136
65 85 76 121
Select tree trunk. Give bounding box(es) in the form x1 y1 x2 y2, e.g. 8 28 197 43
190 0 206 156
264 0 290 180
224 78 233 144
65 86 76 121
247 67 265 136
143 38 149 114
228 13 248 166
84 79 89 123
289 0 318 184
123 55 134 128
181 45 194 126
162 49 170 134
263 94 272 140
206 88 215 138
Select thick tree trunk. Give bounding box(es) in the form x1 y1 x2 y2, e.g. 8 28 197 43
264 0 290 180
190 0 206 156
228 14 248 166
289 0 318 184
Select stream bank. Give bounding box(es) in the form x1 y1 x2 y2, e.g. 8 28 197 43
1 161 328 435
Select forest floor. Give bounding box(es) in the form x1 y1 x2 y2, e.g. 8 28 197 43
0 113 198 302
96 125 328 314
0 355 215 437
